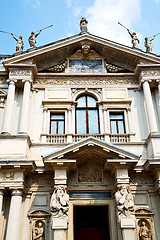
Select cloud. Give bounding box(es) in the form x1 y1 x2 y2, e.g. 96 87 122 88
86 0 142 47
24 0 40 8
65 0 72 8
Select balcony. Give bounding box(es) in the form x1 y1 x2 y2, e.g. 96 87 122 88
41 133 132 144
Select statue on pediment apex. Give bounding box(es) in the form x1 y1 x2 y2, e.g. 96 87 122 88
80 17 88 34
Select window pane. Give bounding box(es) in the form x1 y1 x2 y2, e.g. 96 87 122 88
58 121 64 134
110 121 117 134
110 114 123 120
118 121 125 134
88 110 99 133
51 114 64 120
51 121 57 134
87 96 96 107
76 110 86 134
77 96 86 107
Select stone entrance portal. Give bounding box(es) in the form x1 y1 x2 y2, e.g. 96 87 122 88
74 206 110 240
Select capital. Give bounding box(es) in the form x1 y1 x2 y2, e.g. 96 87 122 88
6 79 17 85
11 189 23 196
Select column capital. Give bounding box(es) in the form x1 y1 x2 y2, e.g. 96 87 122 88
11 189 23 196
22 79 32 83
6 79 17 85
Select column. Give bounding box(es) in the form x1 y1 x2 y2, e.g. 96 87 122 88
142 80 158 133
0 190 4 214
104 108 110 142
99 105 104 134
41 107 48 143
67 108 72 143
6 189 23 240
19 80 31 134
157 81 160 96
1 80 16 134
0 190 4 240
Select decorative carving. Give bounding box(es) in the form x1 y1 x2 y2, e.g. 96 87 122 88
81 41 91 56
105 63 125 73
70 49 101 60
40 62 66 73
32 220 45 240
71 88 102 100
115 185 134 221
139 221 151 240
9 69 32 76
140 70 160 77
2 172 15 180
34 77 138 85
50 185 69 218
78 162 102 183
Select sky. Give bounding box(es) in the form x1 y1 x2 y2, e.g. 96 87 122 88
0 0 160 56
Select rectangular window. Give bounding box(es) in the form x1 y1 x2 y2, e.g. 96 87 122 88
110 112 125 134
50 113 65 134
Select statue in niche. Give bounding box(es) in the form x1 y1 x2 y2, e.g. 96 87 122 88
115 185 134 220
32 221 44 240
50 185 69 218
139 221 151 240
80 17 88 34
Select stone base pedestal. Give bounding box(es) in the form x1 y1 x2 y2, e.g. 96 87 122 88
51 217 68 229
53 229 67 240
120 217 135 240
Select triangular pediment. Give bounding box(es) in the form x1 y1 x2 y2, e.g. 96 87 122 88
42 137 140 164
3 33 160 73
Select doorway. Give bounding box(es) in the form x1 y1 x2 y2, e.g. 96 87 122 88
74 206 110 240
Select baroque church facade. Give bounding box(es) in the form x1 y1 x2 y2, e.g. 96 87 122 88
0 19 160 240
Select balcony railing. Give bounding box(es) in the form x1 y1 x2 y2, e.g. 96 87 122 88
73 134 105 142
41 133 132 144
109 134 130 143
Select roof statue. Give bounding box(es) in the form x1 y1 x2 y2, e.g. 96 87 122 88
28 31 42 49
11 33 24 53
28 25 53 49
118 22 139 49
80 17 88 34
144 37 155 53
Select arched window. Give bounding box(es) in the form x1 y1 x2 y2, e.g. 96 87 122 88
76 95 99 134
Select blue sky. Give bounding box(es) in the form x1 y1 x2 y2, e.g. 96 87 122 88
0 0 160 55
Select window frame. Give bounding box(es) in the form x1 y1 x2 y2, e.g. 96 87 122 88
50 112 65 134
75 95 100 134
109 112 126 134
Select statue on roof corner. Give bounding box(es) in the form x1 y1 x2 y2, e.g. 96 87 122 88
28 30 42 48
80 17 88 34
11 33 24 52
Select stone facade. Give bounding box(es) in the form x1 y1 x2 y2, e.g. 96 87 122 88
0 29 160 240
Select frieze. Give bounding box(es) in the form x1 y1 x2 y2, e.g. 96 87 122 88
141 69 160 77
9 69 32 76
34 77 138 85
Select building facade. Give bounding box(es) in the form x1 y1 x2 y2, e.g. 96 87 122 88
0 21 160 240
